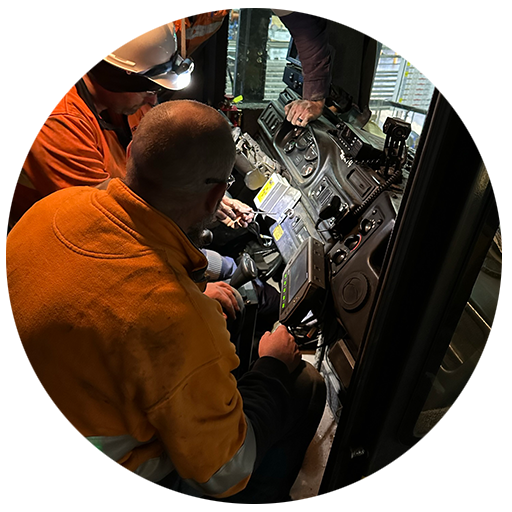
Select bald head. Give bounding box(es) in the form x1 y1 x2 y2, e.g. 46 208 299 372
125 100 236 206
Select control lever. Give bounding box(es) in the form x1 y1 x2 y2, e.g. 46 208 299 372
229 253 258 290
380 117 411 177
198 229 213 247
319 195 342 221
316 195 348 231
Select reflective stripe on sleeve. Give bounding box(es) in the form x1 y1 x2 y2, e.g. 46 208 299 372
87 434 174 482
135 453 175 482
87 434 151 461
183 415 257 496
86 415 256 491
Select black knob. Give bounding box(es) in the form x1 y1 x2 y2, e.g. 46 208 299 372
296 134 309 151
284 140 296 153
332 249 348 265
304 145 318 161
339 272 369 311
360 218 374 235
198 229 213 247
229 253 258 289
344 234 362 251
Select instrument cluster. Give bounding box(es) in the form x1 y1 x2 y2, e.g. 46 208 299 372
282 128 319 178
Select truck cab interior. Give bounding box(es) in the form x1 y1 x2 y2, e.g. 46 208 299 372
171 9 501 496
5 8 502 504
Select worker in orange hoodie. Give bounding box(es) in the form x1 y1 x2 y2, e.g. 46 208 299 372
7 99 326 503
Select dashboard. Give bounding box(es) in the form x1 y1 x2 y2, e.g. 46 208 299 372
249 89 408 392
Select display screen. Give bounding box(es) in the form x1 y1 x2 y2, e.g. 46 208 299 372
280 237 325 325
287 245 308 302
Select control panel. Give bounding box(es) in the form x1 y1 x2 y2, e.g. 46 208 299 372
328 120 384 161
254 91 410 400
270 201 321 263
328 192 397 357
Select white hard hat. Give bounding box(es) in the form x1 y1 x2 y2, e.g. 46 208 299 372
99 23 194 91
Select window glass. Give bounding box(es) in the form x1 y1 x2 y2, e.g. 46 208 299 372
369 46 435 149
225 10 239 97
265 15 291 100
226 10 291 101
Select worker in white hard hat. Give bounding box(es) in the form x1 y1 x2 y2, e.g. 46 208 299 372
10 22 194 227
98 23 195 93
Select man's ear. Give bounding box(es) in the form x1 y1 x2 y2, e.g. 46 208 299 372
126 141 132 158
205 183 227 214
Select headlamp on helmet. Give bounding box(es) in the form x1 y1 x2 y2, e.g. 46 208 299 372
91 23 194 92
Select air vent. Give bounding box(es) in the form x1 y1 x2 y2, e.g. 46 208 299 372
318 186 333 208
259 104 283 136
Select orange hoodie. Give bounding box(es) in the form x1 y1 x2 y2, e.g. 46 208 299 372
7 179 291 497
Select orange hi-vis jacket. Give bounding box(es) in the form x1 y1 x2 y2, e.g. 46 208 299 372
175 10 230 56
11 82 149 226
7 179 291 497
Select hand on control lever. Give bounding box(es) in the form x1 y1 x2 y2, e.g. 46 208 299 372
205 282 241 320
285 99 325 126
258 325 301 373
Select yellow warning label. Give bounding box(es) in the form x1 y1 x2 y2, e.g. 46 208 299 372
273 224 284 241
256 176 275 204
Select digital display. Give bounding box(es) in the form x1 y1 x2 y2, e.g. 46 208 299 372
287 246 308 302
279 237 326 325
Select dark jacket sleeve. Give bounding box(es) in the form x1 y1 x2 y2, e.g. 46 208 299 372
236 356 291 467
279 12 331 101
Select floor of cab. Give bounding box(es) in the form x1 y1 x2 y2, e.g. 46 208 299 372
289 354 337 500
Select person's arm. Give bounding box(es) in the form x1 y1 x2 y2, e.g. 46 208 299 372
148 350 295 497
237 325 301 467
147 290 300 498
277 12 331 125
24 113 113 196
205 281 241 319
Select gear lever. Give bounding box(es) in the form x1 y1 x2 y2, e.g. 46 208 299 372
229 253 258 289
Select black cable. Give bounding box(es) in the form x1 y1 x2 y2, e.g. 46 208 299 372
351 169 402 218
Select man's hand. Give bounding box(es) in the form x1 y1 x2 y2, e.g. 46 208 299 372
258 325 301 373
205 282 240 320
285 99 325 126
215 196 255 229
